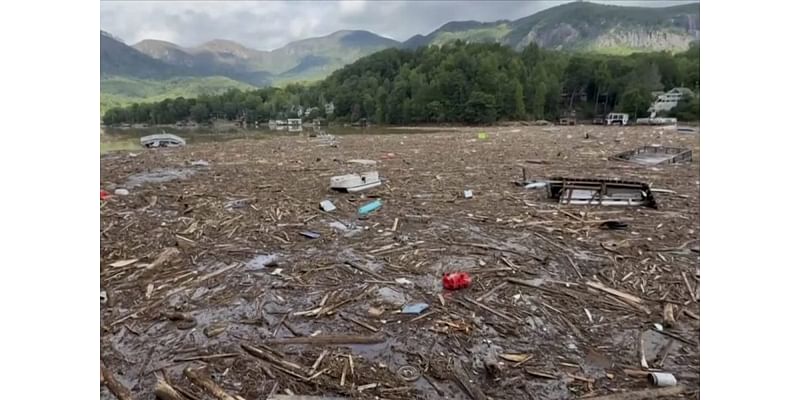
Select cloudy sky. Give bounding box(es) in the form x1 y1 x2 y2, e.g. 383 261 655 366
100 0 697 51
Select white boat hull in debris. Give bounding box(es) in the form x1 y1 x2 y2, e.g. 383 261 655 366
330 171 381 193
140 133 186 148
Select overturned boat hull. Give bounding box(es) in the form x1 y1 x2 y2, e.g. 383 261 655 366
330 171 381 193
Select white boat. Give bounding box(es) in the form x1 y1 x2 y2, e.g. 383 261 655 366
330 171 381 193
140 133 186 148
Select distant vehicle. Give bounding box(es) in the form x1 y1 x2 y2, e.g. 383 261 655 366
606 113 629 126
592 115 606 125
140 132 186 148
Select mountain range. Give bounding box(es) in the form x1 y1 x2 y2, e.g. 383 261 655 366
100 1 699 113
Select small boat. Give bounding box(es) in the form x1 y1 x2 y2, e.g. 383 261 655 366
140 132 186 148
330 171 381 193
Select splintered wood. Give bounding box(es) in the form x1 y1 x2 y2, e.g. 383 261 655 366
101 126 700 399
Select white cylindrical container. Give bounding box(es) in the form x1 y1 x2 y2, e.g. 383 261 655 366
648 372 677 387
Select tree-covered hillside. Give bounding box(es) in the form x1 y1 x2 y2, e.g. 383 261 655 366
102 41 699 125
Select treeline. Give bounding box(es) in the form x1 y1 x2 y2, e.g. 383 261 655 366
102 41 699 126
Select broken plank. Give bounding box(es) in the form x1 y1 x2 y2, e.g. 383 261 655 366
172 353 240 363
525 369 558 379
340 314 379 332
241 344 309 376
266 335 385 345
184 367 237 400
154 378 185 400
581 385 685 400
585 281 643 304
198 262 242 283
343 261 383 279
101 362 134 400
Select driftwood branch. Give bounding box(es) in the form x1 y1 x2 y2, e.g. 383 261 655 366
266 334 385 345
184 367 237 400
101 362 134 400
582 385 685 400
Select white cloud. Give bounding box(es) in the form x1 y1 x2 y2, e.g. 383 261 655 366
99 0 698 50
338 0 367 16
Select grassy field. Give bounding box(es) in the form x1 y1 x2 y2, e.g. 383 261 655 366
100 76 256 116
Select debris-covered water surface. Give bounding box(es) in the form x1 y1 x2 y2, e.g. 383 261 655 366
100 125 700 400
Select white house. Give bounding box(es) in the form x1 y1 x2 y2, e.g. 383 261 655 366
649 87 694 115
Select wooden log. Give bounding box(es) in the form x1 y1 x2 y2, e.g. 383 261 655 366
343 261 383 279
451 359 488 400
155 378 185 400
581 385 685 400
266 335 385 345
101 362 134 400
241 343 309 376
586 281 651 314
340 314 379 332
585 281 643 304
184 367 237 400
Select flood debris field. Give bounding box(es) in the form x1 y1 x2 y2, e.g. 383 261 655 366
101 125 700 400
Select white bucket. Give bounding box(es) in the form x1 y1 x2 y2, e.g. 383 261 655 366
648 372 677 387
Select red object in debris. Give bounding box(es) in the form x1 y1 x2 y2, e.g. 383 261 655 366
443 272 472 290
100 190 110 201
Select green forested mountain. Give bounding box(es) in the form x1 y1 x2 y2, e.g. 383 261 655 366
100 31 194 79
403 2 699 54
102 41 699 125
101 30 399 111
129 30 400 86
100 1 699 118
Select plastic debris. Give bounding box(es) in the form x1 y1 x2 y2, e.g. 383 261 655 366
648 372 677 387
401 303 429 315
190 160 210 167
377 287 407 306
320 200 336 212
300 231 321 239
329 221 349 231
100 190 110 201
395 278 412 285
478 132 488 140
653 323 664 331
347 159 377 165
100 290 108 304
397 365 421 382
524 181 547 189
358 199 383 216
114 188 130 196
224 199 249 210
244 254 281 270
443 272 472 290
464 190 474 199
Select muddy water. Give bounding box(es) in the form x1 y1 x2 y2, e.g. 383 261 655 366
100 125 445 154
